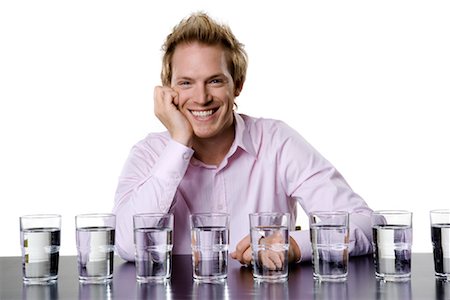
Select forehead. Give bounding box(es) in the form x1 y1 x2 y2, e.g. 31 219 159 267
171 42 231 78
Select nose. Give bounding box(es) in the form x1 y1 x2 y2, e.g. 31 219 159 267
192 84 211 105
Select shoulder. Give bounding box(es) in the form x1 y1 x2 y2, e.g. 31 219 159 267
238 113 317 161
240 113 302 141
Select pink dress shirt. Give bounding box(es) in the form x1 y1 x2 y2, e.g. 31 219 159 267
113 113 373 262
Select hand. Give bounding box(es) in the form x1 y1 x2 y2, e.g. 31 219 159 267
257 231 287 270
230 234 301 268
230 235 252 266
154 86 193 147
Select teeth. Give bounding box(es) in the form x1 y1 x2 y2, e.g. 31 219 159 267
191 110 214 117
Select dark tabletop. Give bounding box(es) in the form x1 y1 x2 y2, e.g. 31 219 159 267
1 253 449 299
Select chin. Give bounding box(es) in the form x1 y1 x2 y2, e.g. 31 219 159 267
192 125 221 139
193 131 216 139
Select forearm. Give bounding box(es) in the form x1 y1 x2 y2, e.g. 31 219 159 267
290 210 373 263
113 176 179 261
113 139 193 261
347 211 373 256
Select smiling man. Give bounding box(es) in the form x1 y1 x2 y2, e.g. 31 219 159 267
112 12 373 265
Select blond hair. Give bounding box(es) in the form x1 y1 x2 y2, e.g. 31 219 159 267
161 12 248 93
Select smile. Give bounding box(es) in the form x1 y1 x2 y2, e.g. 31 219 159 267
189 109 218 118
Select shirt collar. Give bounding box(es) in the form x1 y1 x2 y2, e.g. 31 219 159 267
190 112 257 169
233 112 257 158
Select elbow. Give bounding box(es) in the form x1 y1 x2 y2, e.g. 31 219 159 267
113 208 136 262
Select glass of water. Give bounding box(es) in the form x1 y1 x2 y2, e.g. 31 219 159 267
249 212 290 282
20 214 61 284
309 211 349 282
372 210 412 282
190 213 230 283
75 213 116 283
133 213 174 283
430 209 450 281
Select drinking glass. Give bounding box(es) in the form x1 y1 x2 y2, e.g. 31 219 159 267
430 209 450 281
76 213 116 283
20 214 61 284
133 213 174 283
190 213 230 283
249 212 290 282
309 211 349 282
371 210 412 282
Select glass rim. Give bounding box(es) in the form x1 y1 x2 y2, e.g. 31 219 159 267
133 212 173 219
308 210 348 216
190 212 230 217
75 213 115 219
249 212 290 217
430 209 450 214
20 214 61 219
372 210 412 215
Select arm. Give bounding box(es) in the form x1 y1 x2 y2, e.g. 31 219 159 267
278 124 373 262
113 139 193 261
289 168 373 262
113 86 195 261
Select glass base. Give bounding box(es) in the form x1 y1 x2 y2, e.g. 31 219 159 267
193 275 227 284
313 274 347 282
253 274 288 283
79 275 112 284
435 273 450 281
137 276 170 283
23 276 57 285
376 272 411 282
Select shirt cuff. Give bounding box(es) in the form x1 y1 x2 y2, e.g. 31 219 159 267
151 140 194 181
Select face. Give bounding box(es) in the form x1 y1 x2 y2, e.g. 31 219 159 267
171 42 239 141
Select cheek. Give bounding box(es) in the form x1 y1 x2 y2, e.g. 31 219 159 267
176 90 190 108
213 89 234 105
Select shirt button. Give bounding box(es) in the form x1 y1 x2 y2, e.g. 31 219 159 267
183 153 190 161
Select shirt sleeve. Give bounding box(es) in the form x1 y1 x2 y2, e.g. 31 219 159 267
112 138 194 261
275 123 373 262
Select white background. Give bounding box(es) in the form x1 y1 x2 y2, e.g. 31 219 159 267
1 1 449 256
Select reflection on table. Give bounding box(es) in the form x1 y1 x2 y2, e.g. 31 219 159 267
0 254 447 299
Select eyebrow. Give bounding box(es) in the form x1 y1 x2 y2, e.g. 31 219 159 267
174 73 227 82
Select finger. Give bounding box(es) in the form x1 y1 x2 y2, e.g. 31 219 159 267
234 235 251 260
172 91 180 107
154 86 167 115
154 86 176 105
232 235 251 265
269 250 284 270
260 250 276 270
242 247 253 265
161 88 178 107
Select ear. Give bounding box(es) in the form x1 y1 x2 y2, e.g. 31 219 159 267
234 81 244 97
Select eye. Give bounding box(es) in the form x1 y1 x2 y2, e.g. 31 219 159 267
209 78 224 85
178 81 191 88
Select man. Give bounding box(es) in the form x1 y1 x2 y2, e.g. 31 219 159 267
112 12 373 265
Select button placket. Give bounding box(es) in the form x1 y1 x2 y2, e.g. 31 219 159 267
214 171 227 212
